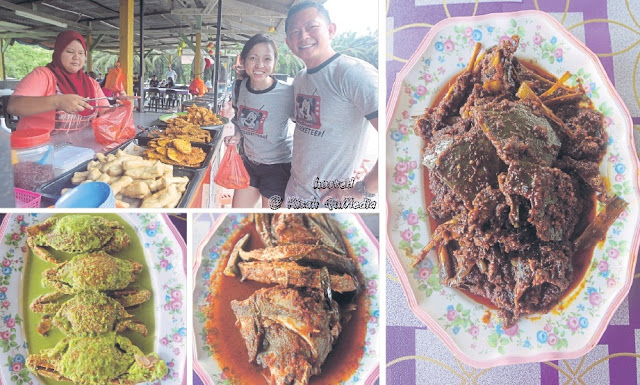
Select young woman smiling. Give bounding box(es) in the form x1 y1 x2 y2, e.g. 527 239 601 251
224 34 295 208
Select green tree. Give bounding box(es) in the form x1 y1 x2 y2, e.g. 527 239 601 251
90 51 119 78
276 44 305 77
275 30 378 77
333 31 378 68
4 42 52 79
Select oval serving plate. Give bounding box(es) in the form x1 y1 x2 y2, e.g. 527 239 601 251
386 10 640 367
159 112 228 131
0 213 187 385
159 112 187 122
193 213 380 385
201 117 230 132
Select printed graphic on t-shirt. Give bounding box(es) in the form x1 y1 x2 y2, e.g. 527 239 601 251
238 105 268 136
295 94 321 129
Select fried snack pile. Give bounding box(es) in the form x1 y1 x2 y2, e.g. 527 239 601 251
146 118 211 145
182 104 223 126
69 149 190 208
143 138 207 167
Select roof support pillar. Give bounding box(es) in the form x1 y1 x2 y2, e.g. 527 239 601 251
195 33 202 79
119 0 134 96
138 0 145 111
86 32 93 72
213 0 222 112
0 39 5 80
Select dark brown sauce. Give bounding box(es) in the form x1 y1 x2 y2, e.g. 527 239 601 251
422 59 600 311
566 194 597 296
206 220 367 385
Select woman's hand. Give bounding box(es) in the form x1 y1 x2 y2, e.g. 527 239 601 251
224 134 241 146
232 64 245 80
55 94 94 114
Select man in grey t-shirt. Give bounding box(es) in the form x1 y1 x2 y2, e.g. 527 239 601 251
284 1 378 207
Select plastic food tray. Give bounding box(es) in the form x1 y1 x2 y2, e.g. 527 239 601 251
36 141 203 208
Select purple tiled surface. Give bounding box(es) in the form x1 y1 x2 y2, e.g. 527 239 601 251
387 1 640 384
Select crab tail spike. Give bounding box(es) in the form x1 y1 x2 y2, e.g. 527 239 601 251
111 289 152 307
118 320 148 337
27 237 59 264
412 240 436 268
102 230 131 254
30 291 65 314
36 315 53 336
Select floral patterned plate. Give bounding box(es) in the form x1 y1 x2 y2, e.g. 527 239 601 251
193 214 380 385
0 213 187 385
386 10 640 367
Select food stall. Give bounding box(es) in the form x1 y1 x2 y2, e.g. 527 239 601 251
7 105 228 208
0 0 303 208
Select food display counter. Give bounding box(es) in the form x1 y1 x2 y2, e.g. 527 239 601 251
25 123 225 208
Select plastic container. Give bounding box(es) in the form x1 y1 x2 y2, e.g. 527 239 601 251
54 182 115 208
11 129 55 192
0 118 14 207
14 188 41 208
53 145 95 176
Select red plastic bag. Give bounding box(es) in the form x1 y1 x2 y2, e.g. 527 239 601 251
92 100 136 145
104 65 125 92
189 77 206 96
214 144 250 189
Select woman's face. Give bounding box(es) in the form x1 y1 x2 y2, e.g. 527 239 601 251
242 42 275 83
60 40 86 73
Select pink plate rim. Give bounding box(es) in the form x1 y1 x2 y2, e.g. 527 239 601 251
385 9 640 368
192 213 380 384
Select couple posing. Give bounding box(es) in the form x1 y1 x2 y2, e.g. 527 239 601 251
223 1 379 208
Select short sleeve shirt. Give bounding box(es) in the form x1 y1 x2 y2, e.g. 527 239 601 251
13 66 107 131
234 77 295 164
284 54 378 201
165 69 177 82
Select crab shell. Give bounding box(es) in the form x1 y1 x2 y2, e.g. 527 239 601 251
31 290 150 337
26 332 167 385
42 252 143 294
26 215 130 263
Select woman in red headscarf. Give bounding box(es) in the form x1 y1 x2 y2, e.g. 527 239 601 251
7 30 110 131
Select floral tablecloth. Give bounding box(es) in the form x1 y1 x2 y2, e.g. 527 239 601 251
386 0 640 383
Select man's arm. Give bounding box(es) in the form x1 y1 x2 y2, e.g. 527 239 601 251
361 117 378 195
322 117 379 202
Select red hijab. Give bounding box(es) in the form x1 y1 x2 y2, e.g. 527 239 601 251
46 31 96 115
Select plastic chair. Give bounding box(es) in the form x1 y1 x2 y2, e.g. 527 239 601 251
146 88 164 112
165 89 180 110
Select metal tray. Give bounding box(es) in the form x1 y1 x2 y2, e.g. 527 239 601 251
36 144 203 208
134 130 218 171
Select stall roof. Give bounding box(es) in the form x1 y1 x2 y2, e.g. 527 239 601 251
0 0 323 53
